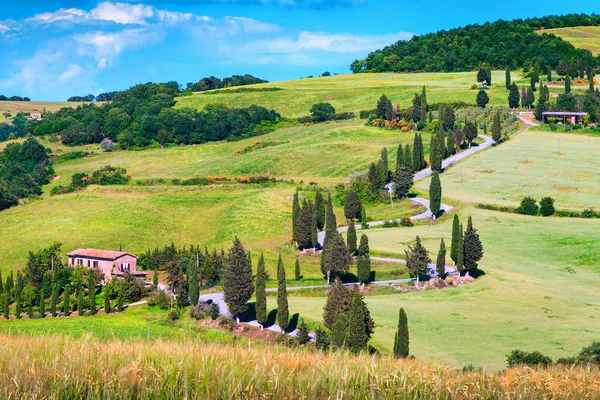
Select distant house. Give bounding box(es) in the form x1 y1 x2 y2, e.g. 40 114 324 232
26 110 43 121
67 248 146 283
541 111 588 124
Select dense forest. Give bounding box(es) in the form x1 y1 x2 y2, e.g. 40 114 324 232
0 138 53 211
25 82 280 148
352 14 600 73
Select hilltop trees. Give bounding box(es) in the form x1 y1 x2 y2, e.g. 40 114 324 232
376 95 390 119
223 237 254 317
393 308 409 358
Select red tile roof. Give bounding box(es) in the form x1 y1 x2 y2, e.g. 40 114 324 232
67 248 137 260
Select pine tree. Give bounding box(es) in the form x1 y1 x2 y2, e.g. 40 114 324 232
331 313 349 349
405 236 431 278
88 269 97 315
491 112 502 142
344 190 362 221
476 89 489 108
347 287 369 351
51 281 58 317
565 75 571 93
323 278 352 329
505 67 511 90
294 258 302 281
63 286 71 316
547 65 552 82
508 83 520 108
223 237 255 316
526 87 535 109
276 254 289 332
411 93 422 122
292 190 300 244
39 289 45 318
429 172 442 218
396 143 404 170
393 308 409 358
421 85 427 109
347 222 357 255
463 216 484 272
381 147 389 182
296 319 310 345
464 121 478 145
360 205 367 229
255 254 267 326
357 253 371 284
358 234 369 257
404 144 413 171
385 99 393 121
430 135 442 172
314 189 326 230
450 214 460 263
376 95 389 119
436 239 446 277
325 192 337 237
457 224 465 272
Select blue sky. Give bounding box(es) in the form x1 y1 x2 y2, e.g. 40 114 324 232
0 1 598 100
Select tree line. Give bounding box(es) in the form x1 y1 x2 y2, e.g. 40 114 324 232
0 95 31 101
352 14 599 73
185 74 268 92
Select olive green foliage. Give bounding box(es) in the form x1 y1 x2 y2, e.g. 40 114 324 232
464 121 478 144
357 234 369 257
508 83 520 108
507 350 553 368
331 313 349 349
347 223 357 255
540 197 555 217
516 196 539 215
347 287 370 351
310 102 336 122
450 215 460 264
356 254 371 284
323 279 352 330
429 135 442 173
344 190 362 221
323 232 351 279
476 89 489 108
392 166 413 198
491 112 502 142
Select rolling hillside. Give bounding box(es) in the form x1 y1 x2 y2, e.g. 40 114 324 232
541 26 600 55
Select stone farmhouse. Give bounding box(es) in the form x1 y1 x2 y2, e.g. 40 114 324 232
67 248 146 284
26 110 43 121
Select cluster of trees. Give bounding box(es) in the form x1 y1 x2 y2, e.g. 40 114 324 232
507 341 600 368
0 113 27 142
67 92 117 102
185 74 268 92
299 102 355 123
516 196 555 216
351 14 599 73
292 189 325 250
0 138 53 211
26 82 281 148
0 95 31 101
1 243 138 319
51 165 131 196
450 215 484 273
374 86 430 129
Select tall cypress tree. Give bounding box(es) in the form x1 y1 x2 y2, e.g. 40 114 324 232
413 133 425 171
436 239 446 277
450 215 460 264
117 288 124 312
223 237 255 317
436 126 446 159
381 147 389 182
396 143 404 170
50 281 58 317
188 253 200 307
2 294 8 319
323 232 351 283
491 112 502 142
77 288 84 315
360 205 367 229
88 269 97 315
505 67 511 90
331 313 349 349
588 69 595 93
347 287 369 351
63 286 71 316
294 258 302 281
276 254 289 332
429 172 442 218
565 75 571 93
463 216 484 272
457 224 465 272
347 222 357 255
292 190 300 244
357 253 371 284
368 162 382 196
430 136 442 172
393 308 409 358
297 199 314 250
404 144 413 171
323 278 352 329
104 285 112 314
446 129 455 156
39 289 45 318
405 236 431 278
311 206 318 249
508 82 520 108
314 189 326 230
255 253 267 326
153 269 159 286
357 234 370 257
421 85 427 109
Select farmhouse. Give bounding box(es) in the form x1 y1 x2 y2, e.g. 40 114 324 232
67 248 146 283
26 110 43 121
541 111 588 124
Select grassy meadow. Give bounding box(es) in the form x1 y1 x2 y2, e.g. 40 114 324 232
0 101 79 123
541 26 600 55
414 129 600 210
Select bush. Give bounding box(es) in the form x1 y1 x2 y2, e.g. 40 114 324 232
581 208 598 218
331 112 355 121
210 303 220 320
359 109 376 119
507 350 553 368
539 197 555 216
147 291 170 309
310 103 336 122
168 308 180 321
298 116 314 123
516 196 538 215
217 316 237 331
382 220 399 228
577 341 600 365
190 302 213 320
90 165 130 185
400 217 414 227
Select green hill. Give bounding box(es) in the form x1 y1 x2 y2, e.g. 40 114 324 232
540 26 600 55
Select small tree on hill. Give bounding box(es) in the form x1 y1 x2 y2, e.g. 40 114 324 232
347 223 357 255
430 135 442 173
357 253 371 284
526 87 535 109
296 319 310 345
255 254 267 327
88 269 97 315
446 130 455 156
403 144 413 171
565 75 571 94
368 162 383 195
477 68 488 85
292 190 300 244
310 102 335 122
405 236 430 280
505 67 511 90
516 196 539 215
331 313 349 349
393 308 409 358
276 254 289 332
456 224 464 272
104 285 112 314
63 286 71 316
436 239 446 277
360 205 367 229
344 190 362 221
50 281 58 317
429 172 442 218
442 106 455 131
314 189 326 230
491 112 502 142
223 237 254 317
540 197 555 217
396 143 404 170
39 289 45 318
476 89 489 108
508 83 520 109
463 216 483 272
392 166 413 198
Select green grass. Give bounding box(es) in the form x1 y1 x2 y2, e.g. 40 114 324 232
284 206 600 370
540 26 600 55
415 129 600 210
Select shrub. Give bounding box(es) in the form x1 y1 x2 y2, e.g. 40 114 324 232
298 116 314 123
90 166 131 185
147 291 170 309
310 103 336 122
168 308 180 321
506 350 553 368
516 197 538 215
400 217 414 227
581 208 598 218
210 303 220 320
539 197 555 216
217 316 237 331
331 112 355 121
359 109 376 119
382 220 399 228
577 341 600 365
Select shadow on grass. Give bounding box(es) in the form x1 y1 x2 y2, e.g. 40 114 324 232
286 313 300 333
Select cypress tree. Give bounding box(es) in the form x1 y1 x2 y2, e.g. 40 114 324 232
588 69 595 93
63 286 71 316
505 67 511 90
385 99 393 120
393 308 409 358
376 95 389 119
436 239 446 277
404 144 413 171
429 172 442 218
39 289 45 318
396 143 404 170
360 205 367 229
77 288 84 315
413 133 425 171
421 85 427 109
565 75 571 93
357 253 371 284
88 269 97 315
381 147 389 182
297 199 314 250
491 112 502 142
430 135 442 172
547 65 552 82
347 222 357 255
331 313 349 349
405 236 431 278
428 110 433 122
368 162 382 196
347 287 369 351
27 289 34 318
0 271 3 294
446 129 455 156
508 83 520 108
15 289 22 318
420 103 427 126
296 319 310 345
438 104 445 126
294 258 302 281
526 87 535 109
104 285 112 314
51 281 58 317
323 232 351 282
314 189 326 230
188 255 199 307
311 206 318 249
344 190 362 221
2 294 8 319
450 214 460 264
117 288 124 312
292 190 300 244
443 106 456 131
357 234 369 257
436 126 446 158
392 165 414 198
276 254 289 332
223 237 255 317
411 93 422 122
323 278 352 329
153 269 159 286
463 216 484 272
457 224 465 272
255 253 267 326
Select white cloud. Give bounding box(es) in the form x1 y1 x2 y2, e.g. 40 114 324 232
28 2 154 25
75 28 165 62
28 8 87 24
157 10 193 25
0 23 12 34
97 58 107 70
223 16 279 34
58 63 84 83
